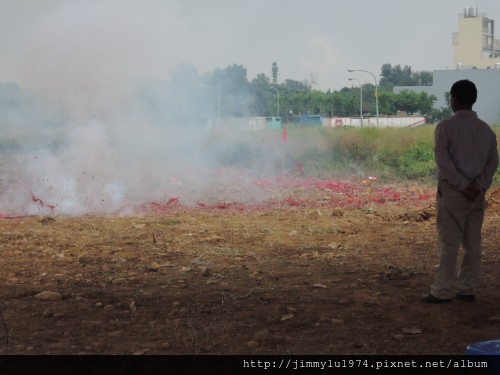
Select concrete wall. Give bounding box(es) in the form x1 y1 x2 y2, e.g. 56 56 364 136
207 117 267 130
323 116 426 128
395 68 500 125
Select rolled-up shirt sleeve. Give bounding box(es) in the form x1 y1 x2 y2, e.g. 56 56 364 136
434 124 469 191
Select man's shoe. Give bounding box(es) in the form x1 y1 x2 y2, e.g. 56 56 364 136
421 293 452 304
455 293 475 302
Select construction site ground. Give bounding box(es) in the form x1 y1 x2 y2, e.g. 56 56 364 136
0 180 499 356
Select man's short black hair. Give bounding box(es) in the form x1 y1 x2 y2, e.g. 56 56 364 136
450 79 477 106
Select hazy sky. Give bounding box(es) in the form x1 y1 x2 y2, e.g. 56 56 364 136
1 0 500 92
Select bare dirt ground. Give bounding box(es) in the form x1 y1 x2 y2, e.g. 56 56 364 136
0 180 499 356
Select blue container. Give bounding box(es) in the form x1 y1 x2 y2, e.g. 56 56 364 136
465 340 500 374
266 117 282 130
465 340 500 355
299 114 322 126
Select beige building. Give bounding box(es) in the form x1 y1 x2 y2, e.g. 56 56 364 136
396 7 500 125
453 7 500 69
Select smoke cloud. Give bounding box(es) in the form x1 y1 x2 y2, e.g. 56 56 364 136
0 0 285 216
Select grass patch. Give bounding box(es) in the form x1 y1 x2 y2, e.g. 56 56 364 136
207 123 499 184
286 124 438 181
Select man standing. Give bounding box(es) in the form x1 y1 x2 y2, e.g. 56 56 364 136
422 79 499 303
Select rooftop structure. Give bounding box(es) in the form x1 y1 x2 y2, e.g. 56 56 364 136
453 7 500 69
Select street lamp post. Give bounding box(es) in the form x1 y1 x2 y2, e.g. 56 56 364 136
270 87 285 174
348 78 363 127
270 87 280 118
348 69 379 127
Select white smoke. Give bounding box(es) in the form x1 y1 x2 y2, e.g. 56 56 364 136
0 0 286 216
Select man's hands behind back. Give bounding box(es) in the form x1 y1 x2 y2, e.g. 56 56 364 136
463 181 482 201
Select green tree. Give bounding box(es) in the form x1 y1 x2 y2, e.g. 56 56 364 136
271 62 279 86
279 80 311 118
415 92 436 117
249 73 272 116
331 90 354 117
282 79 309 93
377 91 397 115
428 92 452 123
413 71 433 86
380 63 433 89
194 62 439 123
203 64 251 117
394 90 436 117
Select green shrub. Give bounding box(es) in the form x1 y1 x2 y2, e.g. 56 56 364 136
397 141 435 178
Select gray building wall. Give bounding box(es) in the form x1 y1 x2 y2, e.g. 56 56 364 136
395 69 500 125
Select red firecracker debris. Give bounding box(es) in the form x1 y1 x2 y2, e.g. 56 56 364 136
166 197 180 205
31 194 44 208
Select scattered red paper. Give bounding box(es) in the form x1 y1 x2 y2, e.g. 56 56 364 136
3 171 435 218
31 193 44 208
166 197 180 205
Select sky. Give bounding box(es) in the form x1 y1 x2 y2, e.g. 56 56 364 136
1 0 500 92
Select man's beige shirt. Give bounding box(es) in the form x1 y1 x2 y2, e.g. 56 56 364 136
434 110 498 191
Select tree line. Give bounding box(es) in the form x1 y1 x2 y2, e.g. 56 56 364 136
0 63 450 131
146 62 449 126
